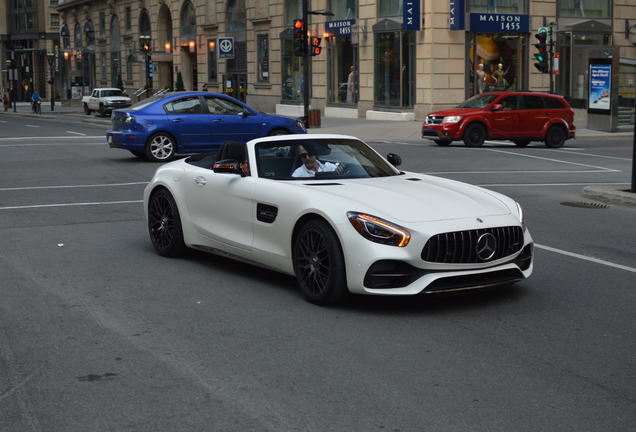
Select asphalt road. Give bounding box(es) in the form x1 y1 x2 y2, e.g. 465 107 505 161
1 113 635 432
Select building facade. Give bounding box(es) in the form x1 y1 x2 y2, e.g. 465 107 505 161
33 0 636 121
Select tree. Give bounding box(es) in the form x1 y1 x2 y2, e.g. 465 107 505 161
175 71 185 91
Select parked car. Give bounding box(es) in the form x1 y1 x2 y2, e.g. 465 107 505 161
422 91 575 148
144 134 533 305
82 88 132 116
107 92 307 162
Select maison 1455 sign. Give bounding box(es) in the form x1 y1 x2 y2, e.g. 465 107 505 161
470 13 529 33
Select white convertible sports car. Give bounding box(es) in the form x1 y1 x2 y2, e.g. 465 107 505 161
144 134 533 305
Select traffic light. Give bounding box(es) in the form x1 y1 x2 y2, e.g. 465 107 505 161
310 36 322 56
533 31 549 73
293 19 305 57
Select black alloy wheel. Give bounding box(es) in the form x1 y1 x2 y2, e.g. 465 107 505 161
434 139 452 146
146 133 176 162
513 139 531 147
463 123 486 147
293 219 348 305
148 189 186 257
545 125 566 148
84 104 91 115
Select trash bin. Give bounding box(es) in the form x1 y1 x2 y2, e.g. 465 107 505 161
308 108 321 128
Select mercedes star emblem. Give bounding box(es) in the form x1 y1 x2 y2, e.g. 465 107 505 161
476 233 497 261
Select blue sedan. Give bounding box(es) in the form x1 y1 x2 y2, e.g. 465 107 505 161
106 92 306 161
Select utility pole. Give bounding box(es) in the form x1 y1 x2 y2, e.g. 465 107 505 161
302 0 309 127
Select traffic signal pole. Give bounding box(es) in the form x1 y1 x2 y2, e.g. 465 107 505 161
302 0 309 128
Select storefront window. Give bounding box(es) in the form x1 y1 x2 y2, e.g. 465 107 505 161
327 36 358 104
111 16 121 87
378 0 401 17
330 0 356 19
208 40 217 83
468 0 527 14
469 33 525 96
558 0 610 18
374 31 414 107
281 37 303 101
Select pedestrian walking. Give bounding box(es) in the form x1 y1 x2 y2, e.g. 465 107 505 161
2 93 9 112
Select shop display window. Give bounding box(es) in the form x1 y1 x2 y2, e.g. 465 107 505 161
468 0 527 14
558 0 610 18
469 33 525 96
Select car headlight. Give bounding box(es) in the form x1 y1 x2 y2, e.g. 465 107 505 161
347 212 410 247
442 116 462 123
516 202 526 231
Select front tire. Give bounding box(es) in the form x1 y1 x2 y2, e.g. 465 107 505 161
293 219 348 305
84 103 91 115
148 189 186 257
463 123 486 147
146 133 176 162
268 129 289 136
545 125 566 148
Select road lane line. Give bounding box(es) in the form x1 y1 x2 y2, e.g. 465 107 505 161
0 120 7 123
549 149 631 161
480 148 620 172
0 200 143 211
25 124 40 128
536 243 636 274
0 142 105 148
0 181 148 191
0 136 103 141
428 170 611 174
66 130 87 136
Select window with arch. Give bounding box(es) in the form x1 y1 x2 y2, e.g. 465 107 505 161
180 1 196 41
61 25 70 49
74 23 82 50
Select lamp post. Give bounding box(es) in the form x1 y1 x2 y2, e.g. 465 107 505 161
46 52 55 111
6 57 17 112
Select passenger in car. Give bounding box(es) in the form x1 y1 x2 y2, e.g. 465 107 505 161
292 144 343 177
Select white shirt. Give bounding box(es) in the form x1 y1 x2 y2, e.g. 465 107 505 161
292 161 338 177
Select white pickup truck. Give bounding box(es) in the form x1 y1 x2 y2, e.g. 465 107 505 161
82 88 132 116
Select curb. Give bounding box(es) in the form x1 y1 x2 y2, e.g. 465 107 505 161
582 185 636 207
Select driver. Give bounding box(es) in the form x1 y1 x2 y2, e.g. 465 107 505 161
292 144 343 177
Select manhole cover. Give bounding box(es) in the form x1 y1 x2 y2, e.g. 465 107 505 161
560 201 609 209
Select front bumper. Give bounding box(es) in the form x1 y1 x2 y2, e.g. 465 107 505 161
421 123 463 140
106 130 146 151
338 215 533 296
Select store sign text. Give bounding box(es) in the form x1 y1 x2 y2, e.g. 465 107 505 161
449 0 465 30
402 0 421 31
326 20 355 36
469 13 529 33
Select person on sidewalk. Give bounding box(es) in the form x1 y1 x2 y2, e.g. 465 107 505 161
31 90 42 114
2 93 9 112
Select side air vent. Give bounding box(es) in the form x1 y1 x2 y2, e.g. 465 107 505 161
256 203 278 223
303 183 343 186
405 178 421 181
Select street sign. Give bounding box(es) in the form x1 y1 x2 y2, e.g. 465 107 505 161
218 37 234 59
538 26 548 34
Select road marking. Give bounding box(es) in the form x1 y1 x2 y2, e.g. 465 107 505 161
0 142 105 148
25 124 40 128
66 130 87 136
0 136 103 141
536 243 636 274
0 120 7 123
0 181 148 191
478 182 629 187
428 170 611 174
0 200 143 211
480 148 620 172
549 149 632 161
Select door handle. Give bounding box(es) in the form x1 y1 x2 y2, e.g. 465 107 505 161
172 118 183 123
194 176 207 186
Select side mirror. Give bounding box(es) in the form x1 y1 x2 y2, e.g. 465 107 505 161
213 159 242 175
491 103 503 111
240 109 252 117
387 153 402 167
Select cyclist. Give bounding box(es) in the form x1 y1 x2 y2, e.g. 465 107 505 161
31 90 42 114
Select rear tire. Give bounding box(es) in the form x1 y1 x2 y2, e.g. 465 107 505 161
147 189 186 257
513 139 530 147
434 139 452 146
293 219 348 305
545 125 566 148
463 123 486 147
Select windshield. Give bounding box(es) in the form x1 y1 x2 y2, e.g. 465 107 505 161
101 89 125 97
457 94 499 109
129 95 164 111
255 138 400 180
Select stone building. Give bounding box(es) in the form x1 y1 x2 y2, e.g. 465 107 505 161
33 0 636 121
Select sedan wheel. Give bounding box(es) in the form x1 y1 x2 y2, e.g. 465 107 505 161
463 123 486 147
148 189 186 257
545 125 566 148
268 129 289 136
146 133 176 162
293 219 348 305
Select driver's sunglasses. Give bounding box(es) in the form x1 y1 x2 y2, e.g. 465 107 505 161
299 152 313 159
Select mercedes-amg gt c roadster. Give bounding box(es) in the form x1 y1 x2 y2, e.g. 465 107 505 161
144 134 533 305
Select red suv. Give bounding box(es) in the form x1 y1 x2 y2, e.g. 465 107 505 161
422 92 575 148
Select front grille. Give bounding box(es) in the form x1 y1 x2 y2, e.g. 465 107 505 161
426 115 444 125
421 226 524 263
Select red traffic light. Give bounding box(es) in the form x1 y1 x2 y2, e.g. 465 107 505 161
293 19 304 30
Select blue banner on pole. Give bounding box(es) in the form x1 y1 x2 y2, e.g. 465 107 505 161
326 20 356 37
449 0 465 30
403 0 421 31
469 13 529 33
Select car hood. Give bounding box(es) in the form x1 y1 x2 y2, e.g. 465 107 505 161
297 174 511 223
427 108 483 117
